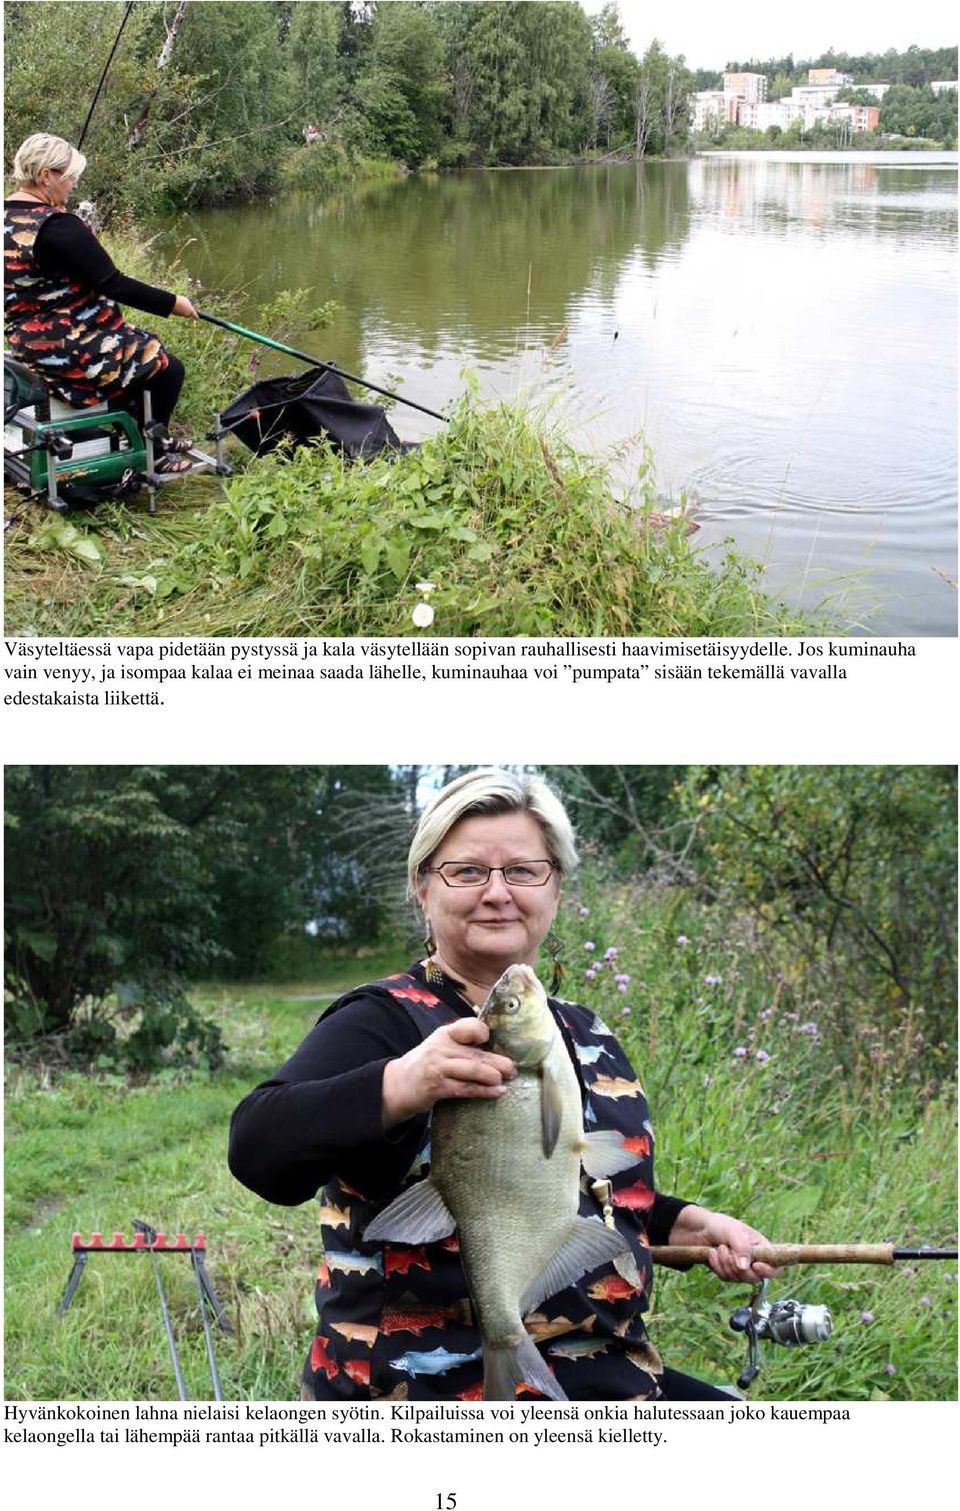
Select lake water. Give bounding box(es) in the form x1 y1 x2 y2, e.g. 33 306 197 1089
160 152 958 635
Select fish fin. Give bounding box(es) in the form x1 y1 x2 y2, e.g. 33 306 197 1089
519 1218 631 1315
579 1129 639 1178
613 1250 644 1287
362 1180 456 1244
483 1337 568 1402
539 1063 564 1158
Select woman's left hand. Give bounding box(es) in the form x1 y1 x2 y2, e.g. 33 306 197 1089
667 1204 782 1283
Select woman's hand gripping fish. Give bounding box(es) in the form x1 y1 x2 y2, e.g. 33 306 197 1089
364 964 638 1400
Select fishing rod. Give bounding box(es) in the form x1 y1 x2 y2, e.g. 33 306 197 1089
132 1218 188 1401
197 310 449 425
650 1242 957 1390
78 1 136 150
650 1243 958 1267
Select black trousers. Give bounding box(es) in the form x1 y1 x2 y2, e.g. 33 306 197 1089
658 1366 736 1401
122 352 185 430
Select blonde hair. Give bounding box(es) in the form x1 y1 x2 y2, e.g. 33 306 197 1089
407 769 577 898
12 133 86 188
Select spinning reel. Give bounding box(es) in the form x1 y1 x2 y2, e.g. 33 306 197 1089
729 1279 833 1389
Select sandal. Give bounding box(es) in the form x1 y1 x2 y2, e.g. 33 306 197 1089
160 435 194 455
154 452 193 475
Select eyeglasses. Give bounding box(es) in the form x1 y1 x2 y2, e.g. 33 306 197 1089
421 860 558 888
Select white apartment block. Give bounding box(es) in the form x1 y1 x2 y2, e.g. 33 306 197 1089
722 71 767 103
930 80 958 94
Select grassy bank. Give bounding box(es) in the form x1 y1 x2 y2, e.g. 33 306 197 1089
5 398 826 638
6 893 955 1402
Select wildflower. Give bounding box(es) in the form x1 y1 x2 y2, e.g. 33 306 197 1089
584 969 597 982
412 601 435 628
415 580 436 596
617 984 628 994
860 1311 874 1324
676 934 690 946
579 906 590 918
884 1363 896 1376
604 947 619 961
919 1296 932 1307
797 1022 819 1036
758 1008 771 1021
755 1049 770 1063
704 974 722 987
614 973 630 986
620 1006 631 1017
583 941 595 952
732 1046 748 1058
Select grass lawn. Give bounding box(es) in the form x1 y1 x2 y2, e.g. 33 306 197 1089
5 948 956 1402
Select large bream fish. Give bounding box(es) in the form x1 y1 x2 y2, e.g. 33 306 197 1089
364 964 638 1400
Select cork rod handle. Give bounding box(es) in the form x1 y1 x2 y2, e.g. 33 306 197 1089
650 1243 897 1267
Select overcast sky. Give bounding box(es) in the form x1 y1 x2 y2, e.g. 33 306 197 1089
580 0 958 72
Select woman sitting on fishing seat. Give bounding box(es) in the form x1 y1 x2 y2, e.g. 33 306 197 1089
229 768 781 1403
4 133 198 473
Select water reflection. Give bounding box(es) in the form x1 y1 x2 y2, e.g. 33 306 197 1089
159 153 957 634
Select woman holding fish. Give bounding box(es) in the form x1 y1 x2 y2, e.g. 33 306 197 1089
230 769 779 1401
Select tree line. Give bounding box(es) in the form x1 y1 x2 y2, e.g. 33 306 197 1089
3 1 695 213
694 44 957 93
6 765 955 1081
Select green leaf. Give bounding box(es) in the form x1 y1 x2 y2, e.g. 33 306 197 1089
360 535 383 576
384 539 411 581
467 542 495 563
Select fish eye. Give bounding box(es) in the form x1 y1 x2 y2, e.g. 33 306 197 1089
503 995 521 1015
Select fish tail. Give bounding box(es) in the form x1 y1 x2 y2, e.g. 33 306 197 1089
483 1336 567 1402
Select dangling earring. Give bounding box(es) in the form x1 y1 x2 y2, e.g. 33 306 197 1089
546 931 564 996
423 922 442 985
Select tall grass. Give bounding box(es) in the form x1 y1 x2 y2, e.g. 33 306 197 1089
6 395 826 638
5 885 955 1403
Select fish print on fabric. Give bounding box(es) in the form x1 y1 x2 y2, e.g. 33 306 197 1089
4 202 168 407
303 969 663 1402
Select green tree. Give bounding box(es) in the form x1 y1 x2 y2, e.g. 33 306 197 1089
673 766 958 1076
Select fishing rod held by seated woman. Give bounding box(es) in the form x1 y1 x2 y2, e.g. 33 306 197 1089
4 133 198 472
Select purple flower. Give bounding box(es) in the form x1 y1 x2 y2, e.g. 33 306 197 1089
920 1296 932 1307
617 984 628 994
758 1008 771 1021
583 941 595 952
797 1022 819 1036
860 1311 874 1324
614 973 630 986
755 1049 770 1063
584 969 597 982
604 946 619 961
733 1046 748 1058
620 1006 631 1017
676 934 690 946
704 974 722 987
579 906 590 918
884 1363 896 1376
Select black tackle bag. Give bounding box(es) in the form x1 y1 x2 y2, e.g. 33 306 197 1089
219 366 407 460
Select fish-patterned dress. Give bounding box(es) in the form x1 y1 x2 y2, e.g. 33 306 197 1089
303 968 678 1401
3 201 169 408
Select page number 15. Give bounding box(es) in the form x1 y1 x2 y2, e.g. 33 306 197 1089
435 1497 457 1510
